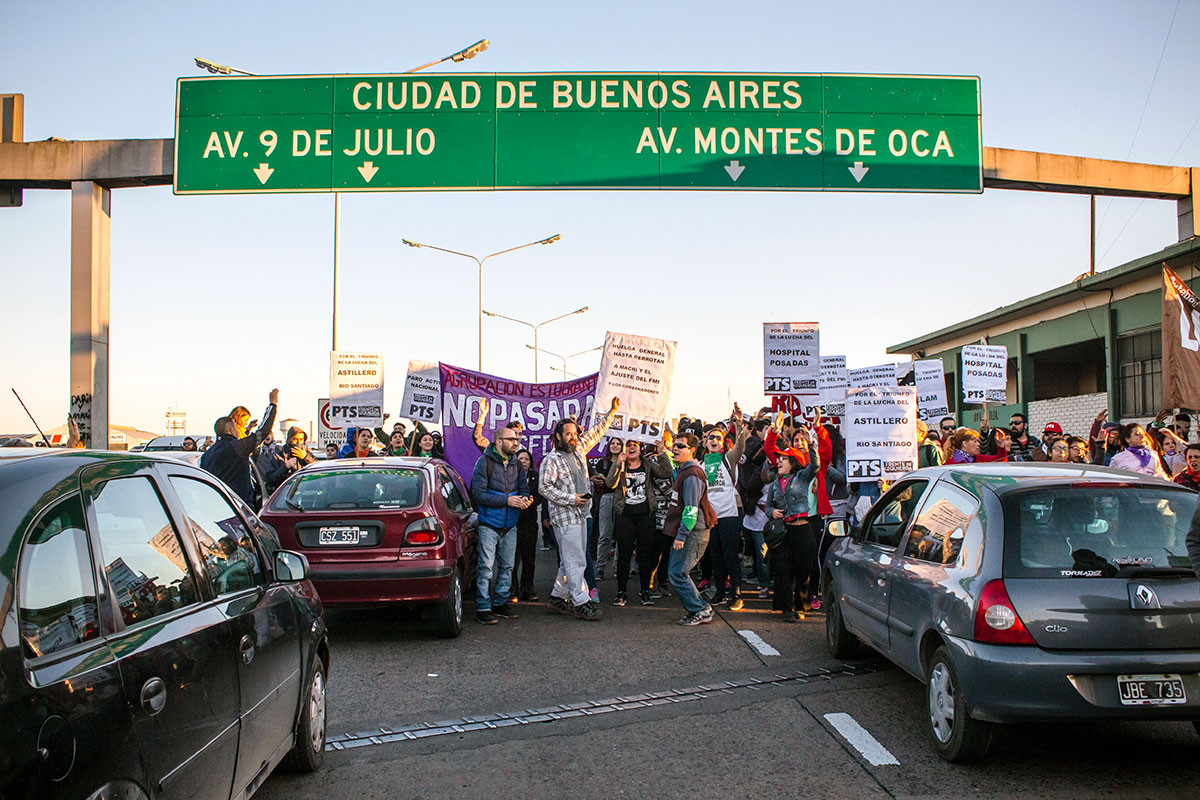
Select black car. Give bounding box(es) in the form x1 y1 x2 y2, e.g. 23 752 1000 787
0 449 330 799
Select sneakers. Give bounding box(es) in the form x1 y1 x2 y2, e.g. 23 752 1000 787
697 579 711 593
596 567 606 581
710 593 728 606
491 602 519 619
782 610 804 623
546 596 572 616
677 607 714 626
573 601 603 621
639 590 655 605
589 588 600 603
809 594 821 611
758 587 771 599
728 596 744 611
612 592 627 607
476 610 498 625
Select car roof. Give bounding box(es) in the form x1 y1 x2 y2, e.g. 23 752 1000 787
290 456 443 475
907 461 1187 497
0 449 213 555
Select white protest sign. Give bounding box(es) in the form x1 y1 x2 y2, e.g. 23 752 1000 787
849 363 898 388
763 322 819 396
914 359 950 421
961 344 1008 404
400 360 442 423
316 398 344 450
844 385 918 483
595 331 677 443
329 351 385 427
895 361 916 386
819 355 848 416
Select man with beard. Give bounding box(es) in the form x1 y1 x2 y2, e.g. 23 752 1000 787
539 398 620 621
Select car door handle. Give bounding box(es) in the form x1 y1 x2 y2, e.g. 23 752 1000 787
239 635 255 665
140 678 167 715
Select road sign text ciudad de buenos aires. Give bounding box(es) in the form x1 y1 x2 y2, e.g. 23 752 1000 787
174 72 981 194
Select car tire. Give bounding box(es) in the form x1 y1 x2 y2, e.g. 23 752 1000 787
432 566 464 639
926 646 993 762
286 658 326 773
824 579 862 659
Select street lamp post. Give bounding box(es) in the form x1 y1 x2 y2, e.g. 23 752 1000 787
482 306 588 382
196 42 492 353
525 344 602 380
404 235 562 369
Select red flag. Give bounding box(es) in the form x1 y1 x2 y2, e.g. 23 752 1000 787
1161 265 1200 408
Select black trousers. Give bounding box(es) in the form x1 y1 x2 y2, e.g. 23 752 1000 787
708 515 744 598
614 512 657 594
768 519 815 613
513 521 538 595
653 530 673 591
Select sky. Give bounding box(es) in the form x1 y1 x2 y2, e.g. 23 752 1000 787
2 0 1199 437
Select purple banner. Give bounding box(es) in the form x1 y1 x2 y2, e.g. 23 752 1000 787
439 363 599 481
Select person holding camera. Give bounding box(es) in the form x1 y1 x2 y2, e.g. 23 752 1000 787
257 425 316 495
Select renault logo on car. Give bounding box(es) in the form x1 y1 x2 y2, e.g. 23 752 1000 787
1133 584 1160 609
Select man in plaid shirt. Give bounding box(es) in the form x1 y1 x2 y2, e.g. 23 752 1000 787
539 397 621 621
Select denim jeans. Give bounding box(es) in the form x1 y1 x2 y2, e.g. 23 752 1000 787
476 524 517 610
668 527 711 614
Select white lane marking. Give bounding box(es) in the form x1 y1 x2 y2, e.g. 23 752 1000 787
737 629 781 656
823 712 900 766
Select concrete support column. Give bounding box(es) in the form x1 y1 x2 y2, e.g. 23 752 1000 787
70 181 110 449
1017 333 1034 413
1180 168 1198 242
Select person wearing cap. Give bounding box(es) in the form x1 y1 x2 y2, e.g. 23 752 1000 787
1041 422 1064 457
1087 410 1122 465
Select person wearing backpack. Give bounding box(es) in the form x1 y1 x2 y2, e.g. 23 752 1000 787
764 427 819 622
664 433 720 626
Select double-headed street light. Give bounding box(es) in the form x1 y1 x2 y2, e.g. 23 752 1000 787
195 42 493 352
482 306 588 382
404 235 562 369
526 344 602 381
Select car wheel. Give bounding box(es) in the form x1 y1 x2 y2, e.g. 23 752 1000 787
432 566 464 639
286 658 326 773
926 646 993 762
824 580 862 659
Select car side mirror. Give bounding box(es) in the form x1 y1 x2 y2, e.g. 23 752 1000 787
826 518 849 538
273 550 309 582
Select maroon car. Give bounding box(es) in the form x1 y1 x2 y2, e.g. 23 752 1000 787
260 457 477 638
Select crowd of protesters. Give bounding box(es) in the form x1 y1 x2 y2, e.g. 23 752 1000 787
35 386 1194 628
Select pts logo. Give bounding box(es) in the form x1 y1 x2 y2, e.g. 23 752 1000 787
613 415 662 437
407 404 436 421
331 405 381 419
847 459 882 479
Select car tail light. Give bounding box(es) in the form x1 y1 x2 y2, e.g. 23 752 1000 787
403 515 443 546
973 579 1035 645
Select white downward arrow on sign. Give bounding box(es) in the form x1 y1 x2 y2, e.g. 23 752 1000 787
358 161 379 182
848 161 869 183
724 160 745 182
253 163 274 184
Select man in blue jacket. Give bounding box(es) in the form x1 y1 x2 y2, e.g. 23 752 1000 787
200 388 278 507
469 426 532 625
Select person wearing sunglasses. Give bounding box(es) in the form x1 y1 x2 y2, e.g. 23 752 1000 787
664 432 720 626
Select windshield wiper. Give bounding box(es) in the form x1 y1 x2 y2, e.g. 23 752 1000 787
283 494 304 512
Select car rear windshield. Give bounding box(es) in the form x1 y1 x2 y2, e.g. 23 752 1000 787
272 468 425 511
1002 485 1196 578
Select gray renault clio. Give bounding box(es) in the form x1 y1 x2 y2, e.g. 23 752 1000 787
823 463 1200 762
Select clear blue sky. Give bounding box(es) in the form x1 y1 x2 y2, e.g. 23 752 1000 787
3 1 1198 436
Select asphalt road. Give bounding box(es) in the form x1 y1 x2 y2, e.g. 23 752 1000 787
258 549 1200 800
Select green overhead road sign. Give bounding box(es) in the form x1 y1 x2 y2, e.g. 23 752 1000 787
174 72 982 195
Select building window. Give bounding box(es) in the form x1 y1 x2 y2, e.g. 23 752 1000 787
1117 330 1161 418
